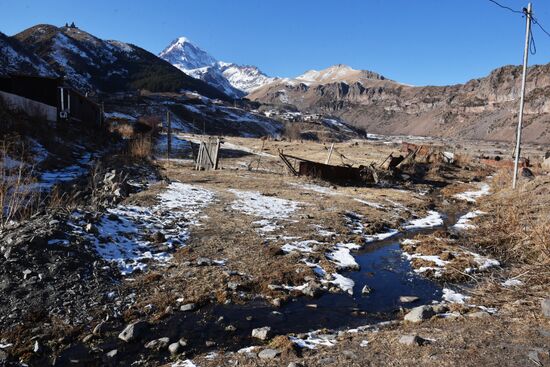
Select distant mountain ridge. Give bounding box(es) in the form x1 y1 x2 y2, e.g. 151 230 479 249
248 63 550 143
159 37 276 98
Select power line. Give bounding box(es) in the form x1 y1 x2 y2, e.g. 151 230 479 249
487 0 523 14
533 16 550 39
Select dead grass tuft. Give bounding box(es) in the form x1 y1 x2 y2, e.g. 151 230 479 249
127 136 152 158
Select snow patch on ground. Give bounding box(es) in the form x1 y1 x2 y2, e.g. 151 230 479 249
403 211 443 230
73 182 215 274
228 189 299 220
453 183 491 203
354 198 384 209
290 331 337 349
281 240 320 253
453 210 485 230
326 245 359 270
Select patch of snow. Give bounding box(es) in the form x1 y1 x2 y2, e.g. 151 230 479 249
326 246 359 270
453 210 485 230
289 182 339 196
453 183 491 203
501 278 523 287
290 331 337 349
464 251 500 273
354 198 384 209
171 360 198 367
281 240 320 253
104 111 137 121
327 273 354 295
442 288 469 304
403 211 443 230
228 189 300 220
73 182 214 275
364 229 399 243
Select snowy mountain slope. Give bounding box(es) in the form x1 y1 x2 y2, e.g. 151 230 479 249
0 32 57 77
159 37 276 97
13 25 228 99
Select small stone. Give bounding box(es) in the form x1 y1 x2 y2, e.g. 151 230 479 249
23 269 32 280
404 305 435 323
431 304 449 314
361 285 373 295
180 303 196 312
541 298 550 318
399 296 419 303
168 342 181 355
92 321 106 335
85 223 98 234
106 349 118 358
252 326 271 340
179 338 188 347
33 341 41 353
118 321 149 342
205 340 216 347
467 311 490 318
196 257 212 266
258 348 281 359
288 363 303 367
82 334 94 343
145 337 170 351
225 325 237 332
152 231 166 243
399 334 429 346
227 281 240 290
302 282 322 297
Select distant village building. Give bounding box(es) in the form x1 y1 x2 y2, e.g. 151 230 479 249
0 74 102 125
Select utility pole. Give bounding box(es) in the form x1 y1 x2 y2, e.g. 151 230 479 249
167 111 172 157
512 2 532 189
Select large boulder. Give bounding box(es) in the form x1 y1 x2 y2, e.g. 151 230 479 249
404 305 435 323
118 321 150 342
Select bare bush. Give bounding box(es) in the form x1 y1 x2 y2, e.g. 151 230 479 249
283 122 302 142
127 137 152 158
0 140 39 227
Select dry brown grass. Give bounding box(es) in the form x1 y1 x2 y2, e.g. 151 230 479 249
0 139 40 227
127 136 152 158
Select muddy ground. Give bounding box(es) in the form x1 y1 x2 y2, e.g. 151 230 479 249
0 134 549 366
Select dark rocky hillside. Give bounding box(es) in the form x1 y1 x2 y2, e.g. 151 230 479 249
14 24 229 99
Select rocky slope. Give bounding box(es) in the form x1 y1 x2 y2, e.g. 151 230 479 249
0 32 57 77
13 25 228 99
249 64 550 144
159 37 276 98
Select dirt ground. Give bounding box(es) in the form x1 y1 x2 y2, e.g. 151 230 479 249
2 133 549 367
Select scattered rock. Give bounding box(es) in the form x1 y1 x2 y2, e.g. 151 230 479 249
180 303 196 312
361 285 373 295
118 321 149 342
302 282 322 297
196 257 212 266
205 340 216 347
179 338 188 347
288 363 303 367
404 305 435 323
82 334 94 343
431 304 449 314
145 337 170 351
541 298 550 318
252 326 271 340
225 325 237 332
467 310 490 318
258 348 281 359
399 296 419 303
399 334 430 346
151 231 166 243
106 349 118 358
168 342 181 355
92 321 106 336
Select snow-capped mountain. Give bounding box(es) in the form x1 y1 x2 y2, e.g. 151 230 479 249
159 37 276 98
13 25 227 99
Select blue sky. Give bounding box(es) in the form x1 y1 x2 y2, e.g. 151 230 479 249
2 0 550 86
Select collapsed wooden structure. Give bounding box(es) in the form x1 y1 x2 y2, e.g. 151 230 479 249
279 151 380 184
194 137 221 171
